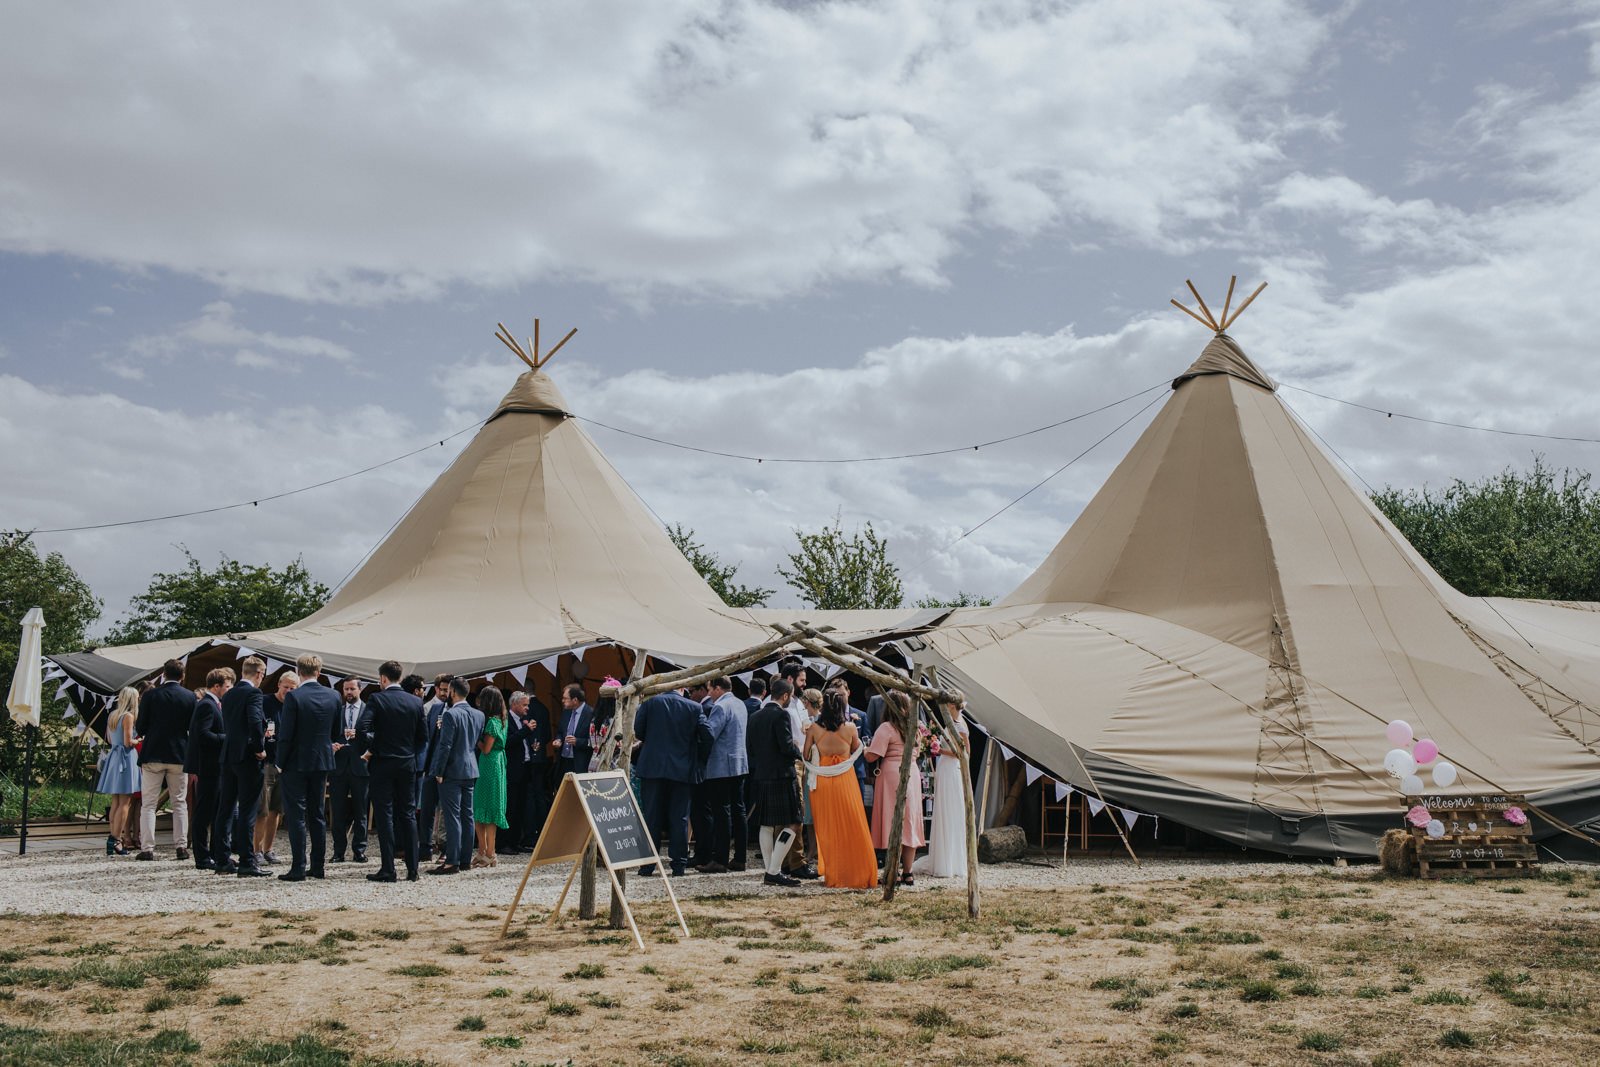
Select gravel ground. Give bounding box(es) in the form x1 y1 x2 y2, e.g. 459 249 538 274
0 843 1340 915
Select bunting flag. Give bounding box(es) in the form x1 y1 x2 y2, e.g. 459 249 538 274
1087 796 1106 817
509 664 530 686
997 742 1015 762
264 657 285 675
539 655 560 676
1023 763 1043 786
1121 809 1141 830
735 671 753 685
233 646 256 659
1054 782 1072 802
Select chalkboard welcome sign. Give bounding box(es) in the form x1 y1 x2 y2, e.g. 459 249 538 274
578 774 654 868
501 770 690 949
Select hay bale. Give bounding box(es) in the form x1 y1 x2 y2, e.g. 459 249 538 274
977 825 1027 864
1378 828 1415 876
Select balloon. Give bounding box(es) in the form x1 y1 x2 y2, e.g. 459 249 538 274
1426 819 1445 838
1385 719 1413 747
1384 748 1417 778
1413 739 1439 765
1433 761 1458 788
1400 774 1425 795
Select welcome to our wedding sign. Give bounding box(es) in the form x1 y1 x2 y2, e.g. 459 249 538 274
501 770 690 949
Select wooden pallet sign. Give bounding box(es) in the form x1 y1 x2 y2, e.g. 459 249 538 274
1406 793 1539 879
501 771 690 948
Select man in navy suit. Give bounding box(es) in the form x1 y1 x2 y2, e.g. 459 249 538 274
277 654 339 881
554 684 594 779
328 677 371 863
214 657 270 877
428 677 483 875
135 658 198 861
634 687 703 877
184 667 232 869
415 673 452 863
361 660 427 882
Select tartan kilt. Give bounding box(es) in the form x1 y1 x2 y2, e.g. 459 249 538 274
750 775 802 827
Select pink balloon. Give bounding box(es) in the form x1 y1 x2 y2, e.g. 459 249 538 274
1413 739 1438 765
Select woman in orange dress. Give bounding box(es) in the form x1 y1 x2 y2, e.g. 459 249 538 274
803 690 878 889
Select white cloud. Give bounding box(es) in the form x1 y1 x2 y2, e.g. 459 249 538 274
0 1 1327 304
91 305 114 316
127 301 356 370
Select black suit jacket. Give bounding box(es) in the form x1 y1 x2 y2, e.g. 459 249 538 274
278 679 338 773
331 700 371 778
220 681 266 766
746 701 803 782
183 693 225 774
505 711 540 778
361 686 427 771
135 680 197 766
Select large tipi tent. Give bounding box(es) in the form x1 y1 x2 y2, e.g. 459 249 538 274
926 325 1600 857
47 365 780 704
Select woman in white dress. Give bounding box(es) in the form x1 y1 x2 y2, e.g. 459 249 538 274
915 698 970 878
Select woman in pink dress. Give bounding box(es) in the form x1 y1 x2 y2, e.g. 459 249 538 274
864 691 924 885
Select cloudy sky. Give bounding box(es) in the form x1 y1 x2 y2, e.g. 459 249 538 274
5 1 1600 632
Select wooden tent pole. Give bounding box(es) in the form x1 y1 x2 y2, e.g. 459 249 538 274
1068 745 1140 866
1185 280 1219 329
1170 299 1214 330
1222 282 1267 330
1219 275 1237 328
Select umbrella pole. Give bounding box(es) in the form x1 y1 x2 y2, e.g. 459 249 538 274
18 724 35 856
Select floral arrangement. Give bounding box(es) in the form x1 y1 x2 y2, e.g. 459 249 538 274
1503 806 1528 826
1404 804 1431 828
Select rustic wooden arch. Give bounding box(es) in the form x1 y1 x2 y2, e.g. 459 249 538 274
575 622 984 924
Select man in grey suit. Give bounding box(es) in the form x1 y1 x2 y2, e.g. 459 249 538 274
277 654 339 882
692 676 748 873
428 677 483 875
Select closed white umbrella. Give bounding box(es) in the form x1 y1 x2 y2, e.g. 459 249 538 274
6 607 45 728
6 607 44 855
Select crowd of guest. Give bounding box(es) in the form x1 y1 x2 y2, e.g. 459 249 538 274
94 651 972 891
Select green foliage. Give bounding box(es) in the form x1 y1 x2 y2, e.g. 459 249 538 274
913 591 994 609
1371 459 1600 600
0 531 101 765
105 547 328 645
778 514 903 610
666 524 773 608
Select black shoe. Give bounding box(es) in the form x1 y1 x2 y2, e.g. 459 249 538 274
670 867 687 877
405 869 420 882
174 848 190 861
791 865 820 880
329 855 345 864
136 851 156 861
278 871 306 882
367 871 397 883
194 859 215 871
764 872 802 888
698 861 729 874
352 852 367 863
238 866 270 878
214 863 239 875
426 864 459 876
308 869 325 879
728 861 747 872
417 851 433 864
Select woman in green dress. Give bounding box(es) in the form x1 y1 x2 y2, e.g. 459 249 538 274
473 686 509 867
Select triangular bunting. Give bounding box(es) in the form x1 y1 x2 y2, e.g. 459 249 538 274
1023 763 1043 786
1054 782 1072 802
510 664 530 686
1087 797 1106 817
1121 809 1141 830
997 743 1014 762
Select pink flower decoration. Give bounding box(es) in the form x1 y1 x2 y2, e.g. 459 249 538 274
1503 806 1528 826
1405 805 1431 828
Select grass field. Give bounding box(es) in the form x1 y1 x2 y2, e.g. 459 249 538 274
0 780 109 828
0 868 1596 1065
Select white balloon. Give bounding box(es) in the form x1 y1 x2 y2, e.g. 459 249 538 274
1426 819 1446 839
1433 761 1458 788
1400 774 1425 795
1385 719 1413 747
1384 748 1418 778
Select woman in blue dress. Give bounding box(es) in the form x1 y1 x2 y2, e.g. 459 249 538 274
96 686 142 855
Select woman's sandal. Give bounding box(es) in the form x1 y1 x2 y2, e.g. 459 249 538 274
898 873 915 887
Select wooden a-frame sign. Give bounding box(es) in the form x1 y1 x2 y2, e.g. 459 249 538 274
501 770 690 949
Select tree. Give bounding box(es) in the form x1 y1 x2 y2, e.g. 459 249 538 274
0 531 102 770
105 548 330 645
778 515 904 610
1372 458 1600 601
665 524 773 608
914 592 995 609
